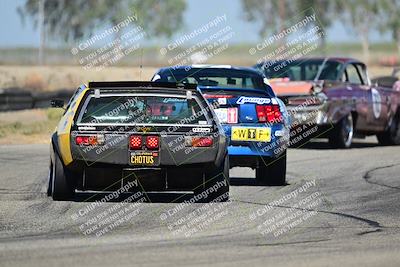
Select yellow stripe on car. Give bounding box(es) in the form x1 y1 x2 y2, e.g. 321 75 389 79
58 88 89 166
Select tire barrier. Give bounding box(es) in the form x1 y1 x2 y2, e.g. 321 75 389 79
32 89 72 109
0 88 73 111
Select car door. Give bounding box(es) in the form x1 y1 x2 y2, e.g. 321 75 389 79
355 64 388 130
341 63 370 131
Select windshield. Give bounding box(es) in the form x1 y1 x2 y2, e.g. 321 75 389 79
257 60 342 81
155 69 266 90
78 95 208 125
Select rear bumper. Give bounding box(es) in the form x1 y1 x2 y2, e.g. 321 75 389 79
227 134 288 168
223 123 289 159
228 144 275 156
69 162 215 192
286 102 330 125
227 135 289 156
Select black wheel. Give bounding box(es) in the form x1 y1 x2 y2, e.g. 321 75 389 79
377 112 400 145
328 113 353 148
51 152 75 201
47 161 53 196
256 152 287 186
195 155 229 202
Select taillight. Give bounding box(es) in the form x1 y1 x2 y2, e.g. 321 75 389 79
256 105 267 122
129 135 142 150
75 135 104 146
190 137 213 147
145 135 159 149
272 105 283 122
203 94 234 99
256 105 282 123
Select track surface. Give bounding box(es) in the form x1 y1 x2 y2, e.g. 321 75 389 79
0 137 399 267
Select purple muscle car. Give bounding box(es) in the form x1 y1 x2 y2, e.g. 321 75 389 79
254 57 400 148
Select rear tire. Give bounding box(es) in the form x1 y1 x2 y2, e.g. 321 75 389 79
256 152 287 186
47 162 53 197
328 113 353 148
51 152 75 201
195 155 229 202
377 112 400 145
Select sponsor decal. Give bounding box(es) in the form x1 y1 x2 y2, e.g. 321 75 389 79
236 96 278 105
192 127 211 133
138 126 152 133
78 126 96 131
237 96 271 105
371 88 382 119
227 107 238 123
217 98 227 105
163 98 185 103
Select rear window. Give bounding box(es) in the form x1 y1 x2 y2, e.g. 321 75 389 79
77 95 209 125
257 60 341 81
156 69 266 90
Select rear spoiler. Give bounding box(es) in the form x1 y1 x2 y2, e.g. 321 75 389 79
88 81 197 91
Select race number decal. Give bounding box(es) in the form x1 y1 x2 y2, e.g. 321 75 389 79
371 88 382 119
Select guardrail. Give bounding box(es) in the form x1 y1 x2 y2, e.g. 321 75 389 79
0 88 73 111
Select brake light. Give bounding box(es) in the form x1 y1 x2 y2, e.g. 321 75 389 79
145 135 159 149
256 105 266 122
191 137 213 147
75 135 104 146
256 105 282 123
203 94 234 99
129 135 142 149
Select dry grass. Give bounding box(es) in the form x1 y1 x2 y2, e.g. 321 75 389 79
0 65 158 91
0 64 395 92
0 108 64 145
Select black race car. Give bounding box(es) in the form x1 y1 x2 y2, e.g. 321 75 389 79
47 81 229 202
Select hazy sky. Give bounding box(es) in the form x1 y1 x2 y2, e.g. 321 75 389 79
0 0 390 48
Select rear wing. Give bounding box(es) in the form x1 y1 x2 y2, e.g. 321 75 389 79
88 81 197 91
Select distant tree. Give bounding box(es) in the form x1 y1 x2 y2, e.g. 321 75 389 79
297 0 339 51
18 0 186 63
241 0 296 42
378 0 400 58
18 0 100 42
336 0 380 63
85 0 187 39
241 0 337 50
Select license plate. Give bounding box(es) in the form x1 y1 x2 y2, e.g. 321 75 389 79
130 151 160 166
214 108 238 123
231 127 271 142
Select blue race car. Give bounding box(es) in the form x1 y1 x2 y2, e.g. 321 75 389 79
151 65 290 185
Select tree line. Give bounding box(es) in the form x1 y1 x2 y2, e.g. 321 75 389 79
18 0 400 64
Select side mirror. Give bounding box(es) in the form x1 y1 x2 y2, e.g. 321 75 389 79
50 99 64 108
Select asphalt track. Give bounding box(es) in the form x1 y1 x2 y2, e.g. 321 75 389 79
0 137 399 267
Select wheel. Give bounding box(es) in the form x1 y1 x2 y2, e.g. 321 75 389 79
256 152 287 186
328 113 353 148
195 155 229 202
51 151 75 201
47 161 53 196
377 112 400 145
